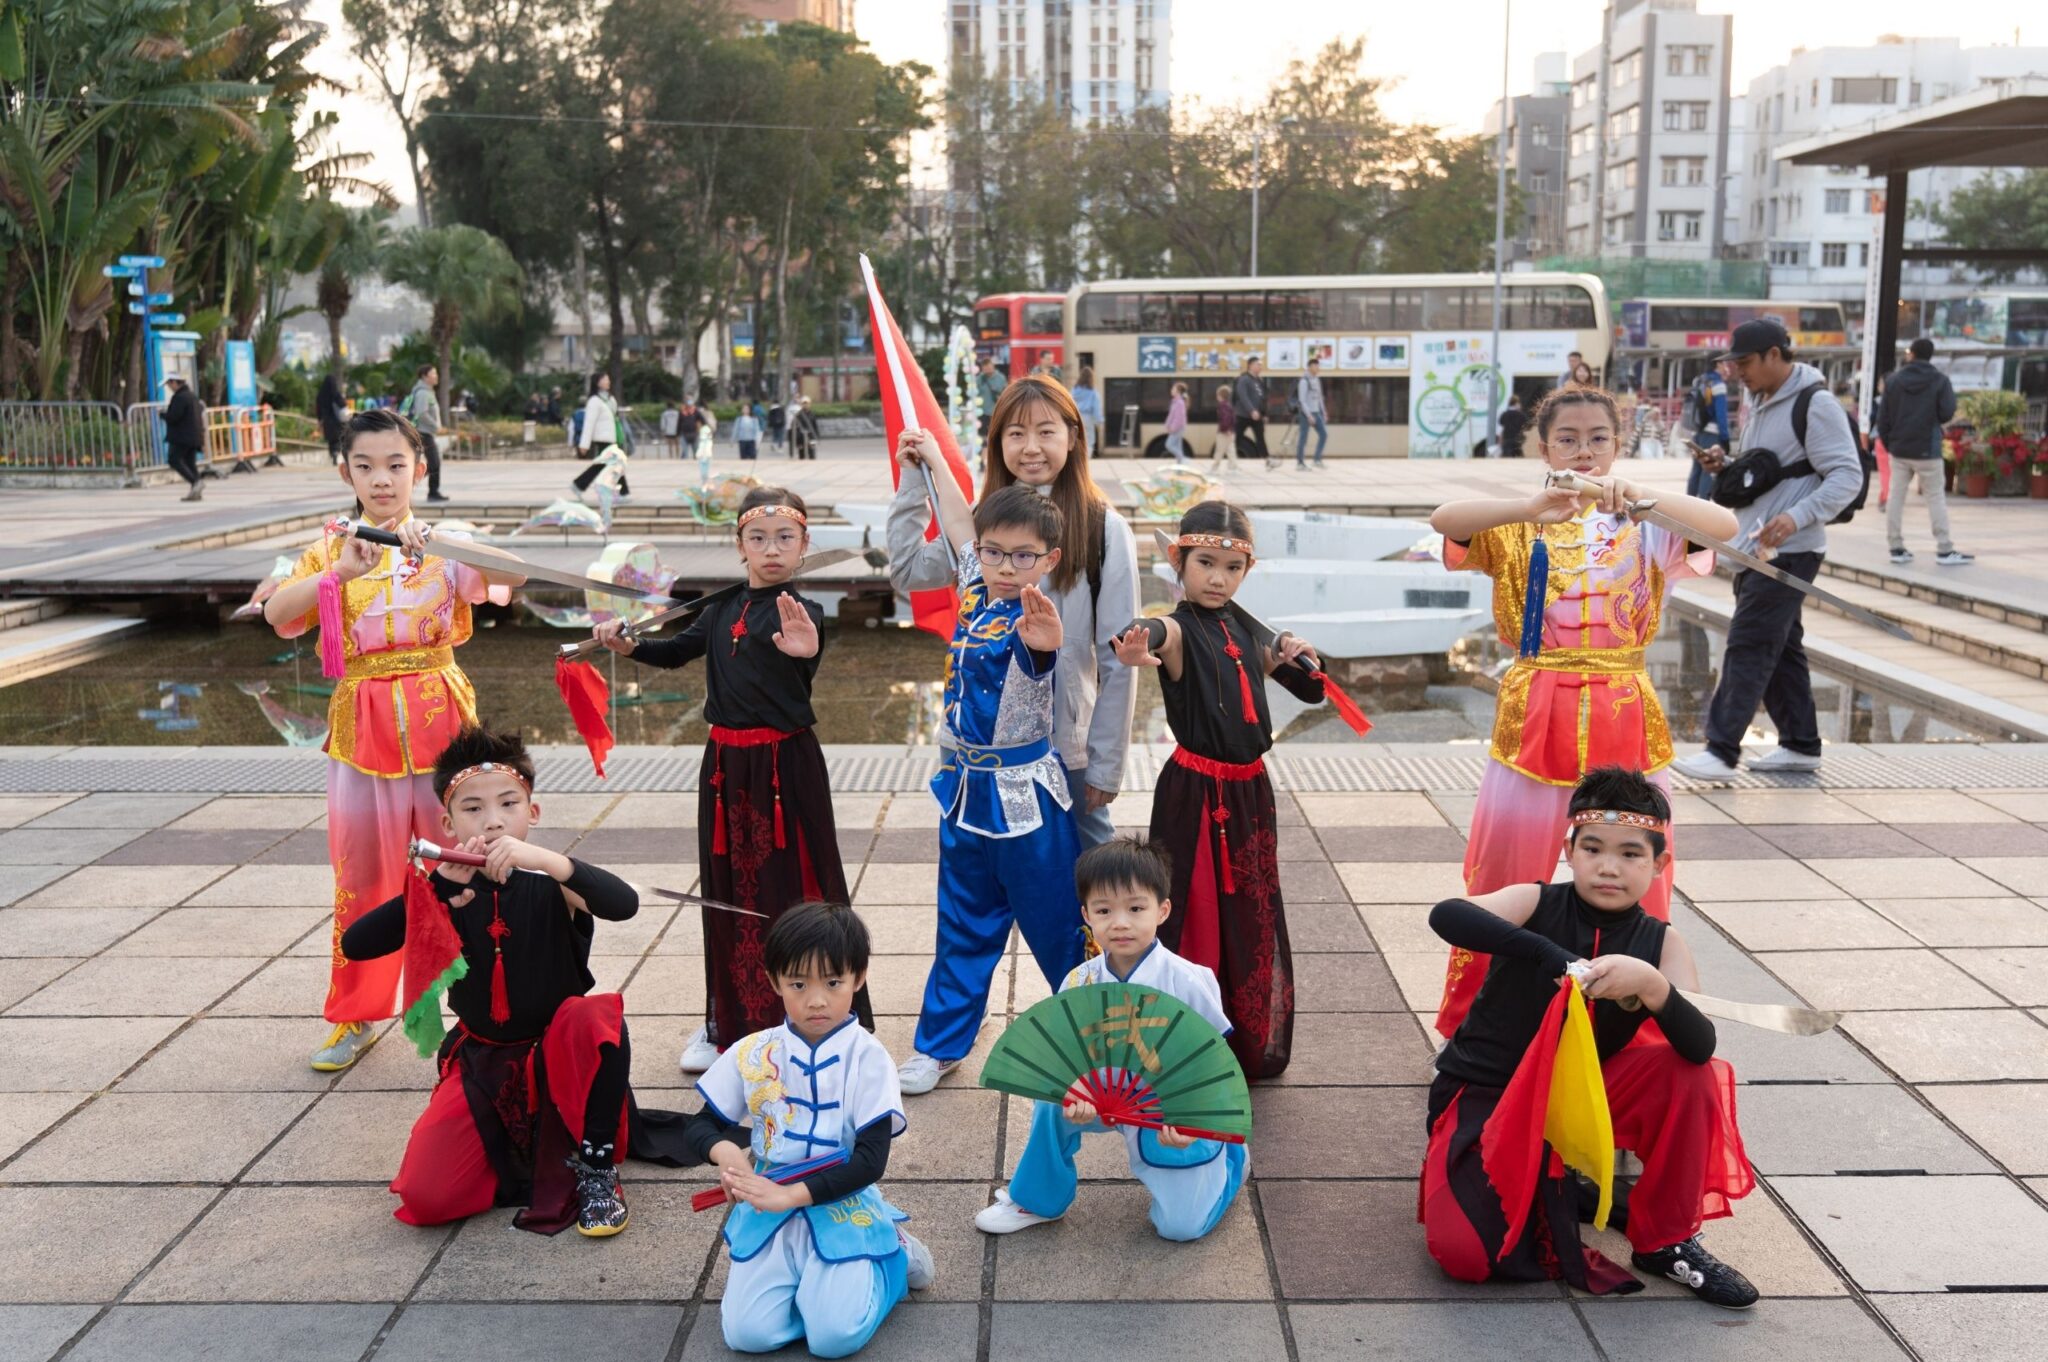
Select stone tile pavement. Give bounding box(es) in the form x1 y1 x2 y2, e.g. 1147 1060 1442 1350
4 767 2048 1360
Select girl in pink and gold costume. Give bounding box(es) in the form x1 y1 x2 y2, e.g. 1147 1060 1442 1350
265 409 523 1071
1427 388 1738 1037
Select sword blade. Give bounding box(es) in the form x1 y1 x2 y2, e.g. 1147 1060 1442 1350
556 548 867 660
335 519 677 606
1627 503 1915 643
1688 992 1842 1036
646 886 770 918
1149 528 1317 675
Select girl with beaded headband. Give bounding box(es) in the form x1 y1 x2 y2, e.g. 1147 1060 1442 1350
264 408 524 1074
1109 500 1336 1079
593 487 867 1073
1425 385 1738 1038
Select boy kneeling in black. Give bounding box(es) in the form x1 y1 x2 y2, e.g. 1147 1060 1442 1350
342 724 686 1235
1421 766 1759 1307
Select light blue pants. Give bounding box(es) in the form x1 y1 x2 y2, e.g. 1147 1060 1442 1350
1064 764 1115 850
1166 431 1187 463
913 791 1087 1062
1296 412 1327 466
1006 1099 1249 1241
721 1225 908 1357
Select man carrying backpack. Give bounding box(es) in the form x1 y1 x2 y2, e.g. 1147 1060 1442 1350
1877 338 1970 567
1672 319 1864 781
1684 359 1733 500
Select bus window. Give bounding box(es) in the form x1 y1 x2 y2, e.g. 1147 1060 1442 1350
1266 290 1326 330
976 306 1010 340
1386 289 1424 329
2012 299 2048 347
1078 292 1139 333
1022 300 1065 335
1321 377 1412 425
1207 291 1264 331
1422 287 1471 329
1799 306 1840 333
1326 289 1369 331
1137 295 1174 331
1170 293 1203 330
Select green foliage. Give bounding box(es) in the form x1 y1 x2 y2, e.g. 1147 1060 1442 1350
1959 388 2028 439
1931 171 2048 283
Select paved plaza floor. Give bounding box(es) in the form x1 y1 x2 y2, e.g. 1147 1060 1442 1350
5 745 2048 1361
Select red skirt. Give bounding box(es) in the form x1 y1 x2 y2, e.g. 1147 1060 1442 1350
1149 746 1293 1079
698 726 860 1045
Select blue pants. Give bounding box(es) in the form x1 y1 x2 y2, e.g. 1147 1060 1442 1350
1007 1100 1249 1241
1063 764 1115 849
914 789 1086 1062
1295 412 1327 465
722 1224 908 1358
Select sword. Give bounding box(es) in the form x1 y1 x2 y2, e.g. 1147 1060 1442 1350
1150 529 1317 677
1543 471 1913 642
329 518 678 607
555 547 869 661
1567 963 1842 1034
646 886 770 918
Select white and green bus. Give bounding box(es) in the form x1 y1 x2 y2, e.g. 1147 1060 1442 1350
1064 271 1611 458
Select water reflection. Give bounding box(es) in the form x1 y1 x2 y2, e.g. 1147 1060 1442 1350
0 611 2006 748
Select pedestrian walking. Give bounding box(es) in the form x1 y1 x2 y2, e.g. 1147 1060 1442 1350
1556 350 1586 388
1294 358 1328 468
790 395 820 461
734 406 760 461
1684 360 1733 501
1497 392 1527 458
1672 319 1865 780
1164 382 1190 463
1071 366 1104 455
545 388 564 427
317 371 348 466
975 356 1007 441
658 400 681 456
162 376 207 502
401 364 449 502
1213 384 1236 461
1876 339 1971 566
767 398 787 454
1233 358 1271 467
573 372 630 497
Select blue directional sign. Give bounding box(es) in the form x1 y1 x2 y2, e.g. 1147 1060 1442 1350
118 254 167 269
104 263 139 278
145 292 174 306
126 301 149 315
149 313 187 327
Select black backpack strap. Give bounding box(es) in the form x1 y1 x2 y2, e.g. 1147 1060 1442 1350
1086 502 1107 613
1776 384 1828 479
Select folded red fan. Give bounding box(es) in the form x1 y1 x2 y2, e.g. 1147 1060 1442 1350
1068 1068 1247 1146
691 1149 851 1212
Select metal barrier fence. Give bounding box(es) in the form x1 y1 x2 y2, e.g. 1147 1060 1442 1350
0 401 133 473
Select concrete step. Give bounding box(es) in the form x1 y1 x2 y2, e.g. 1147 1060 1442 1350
0 598 66 632
0 615 148 688
1748 563 2048 685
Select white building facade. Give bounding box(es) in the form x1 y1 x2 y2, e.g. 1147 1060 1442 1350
1563 0 1737 261
1737 36 2048 324
1483 54 1573 263
946 0 1170 123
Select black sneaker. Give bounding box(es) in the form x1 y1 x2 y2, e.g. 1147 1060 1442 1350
568 1154 629 1237
1632 1235 1758 1309
426 491 452 503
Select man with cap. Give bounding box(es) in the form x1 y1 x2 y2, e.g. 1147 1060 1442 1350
1671 319 1863 780
161 376 207 503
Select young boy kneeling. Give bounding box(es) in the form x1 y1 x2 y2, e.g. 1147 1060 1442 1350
342 725 680 1236
688 903 934 1358
975 839 1249 1241
1422 766 1758 1307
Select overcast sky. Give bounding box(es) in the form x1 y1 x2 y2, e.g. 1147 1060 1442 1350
306 0 2039 203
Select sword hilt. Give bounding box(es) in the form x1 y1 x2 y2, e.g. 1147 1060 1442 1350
328 517 426 550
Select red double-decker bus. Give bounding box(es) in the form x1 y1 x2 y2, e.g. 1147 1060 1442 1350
973 293 1065 378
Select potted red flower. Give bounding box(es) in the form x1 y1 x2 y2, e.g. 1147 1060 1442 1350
2031 436 2048 500
1956 432 1995 499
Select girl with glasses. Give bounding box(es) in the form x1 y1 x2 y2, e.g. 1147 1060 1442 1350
1426 387 1738 1037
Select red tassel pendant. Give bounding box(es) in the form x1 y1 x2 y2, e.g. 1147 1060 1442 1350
711 766 729 855
729 604 749 656
1211 794 1236 894
486 891 512 1025
1218 618 1259 724
771 743 786 849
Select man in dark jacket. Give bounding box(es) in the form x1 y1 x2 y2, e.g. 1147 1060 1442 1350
161 377 206 502
1876 338 1969 566
1233 357 1270 467
317 371 347 465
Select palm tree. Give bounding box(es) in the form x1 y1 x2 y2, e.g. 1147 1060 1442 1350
379 224 522 423
316 204 393 382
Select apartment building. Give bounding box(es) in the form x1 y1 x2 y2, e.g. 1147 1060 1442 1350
1483 54 1573 263
946 0 1170 124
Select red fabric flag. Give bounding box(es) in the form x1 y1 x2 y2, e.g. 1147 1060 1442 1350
860 253 975 640
400 863 469 1057
553 655 614 777
1477 978 1570 1255
1314 669 1375 736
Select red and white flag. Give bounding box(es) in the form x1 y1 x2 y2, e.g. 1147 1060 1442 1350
860 253 975 640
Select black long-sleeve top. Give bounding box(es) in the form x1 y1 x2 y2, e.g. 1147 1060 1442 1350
1159 601 1325 764
681 1106 892 1207
1435 880 1668 1089
626 584 825 732
341 858 638 1043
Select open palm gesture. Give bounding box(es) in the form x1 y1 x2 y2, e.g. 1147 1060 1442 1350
770 592 818 658
1113 624 1161 668
1015 584 1062 652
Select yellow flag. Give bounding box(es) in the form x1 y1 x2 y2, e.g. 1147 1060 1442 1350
1543 982 1616 1229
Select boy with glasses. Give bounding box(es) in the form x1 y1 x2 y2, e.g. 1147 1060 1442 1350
887 445 1090 1095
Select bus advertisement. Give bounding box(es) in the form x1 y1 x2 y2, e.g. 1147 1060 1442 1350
1065 273 1610 457
972 293 1065 377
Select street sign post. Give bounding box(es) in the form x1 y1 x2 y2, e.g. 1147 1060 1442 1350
118 254 166 269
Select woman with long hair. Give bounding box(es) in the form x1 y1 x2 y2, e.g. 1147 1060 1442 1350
887 375 1140 847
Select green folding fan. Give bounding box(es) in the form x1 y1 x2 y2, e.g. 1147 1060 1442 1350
981 982 1253 1143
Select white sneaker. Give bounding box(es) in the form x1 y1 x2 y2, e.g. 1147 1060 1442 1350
1889 548 1914 565
677 1025 720 1073
1935 550 1975 567
896 1052 957 1095
1746 746 1821 772
974 1187 1058 1235
1669 751 1741 781
899 1230 935 1288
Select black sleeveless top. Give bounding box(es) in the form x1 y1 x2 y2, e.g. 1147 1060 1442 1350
1160 602 1324 764
1436 880 1668 1089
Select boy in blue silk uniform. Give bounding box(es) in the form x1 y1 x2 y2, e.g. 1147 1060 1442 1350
893 429 1089 1096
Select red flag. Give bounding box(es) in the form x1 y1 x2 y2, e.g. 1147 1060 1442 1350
1477 978 1569 1254
553 655 614 777
400 863 469 1057
860 253 975 640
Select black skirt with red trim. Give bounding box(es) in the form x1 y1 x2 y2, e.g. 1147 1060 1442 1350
697 725 865 1045
1419 1071 1642 1295
1149 746 1293 1080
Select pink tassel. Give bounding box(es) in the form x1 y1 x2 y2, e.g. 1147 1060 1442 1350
316 571 346 678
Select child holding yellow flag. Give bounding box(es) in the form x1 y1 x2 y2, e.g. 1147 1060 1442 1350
1417 767 1757 1307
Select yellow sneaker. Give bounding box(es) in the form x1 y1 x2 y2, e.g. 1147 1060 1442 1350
310 1021 377 1072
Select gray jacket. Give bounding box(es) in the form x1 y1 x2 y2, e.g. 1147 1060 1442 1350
1232 371 1267 420
406 381 441 435
1730 362 1862 559
887 477 1140 793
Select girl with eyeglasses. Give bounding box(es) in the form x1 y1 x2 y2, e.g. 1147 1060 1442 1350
593 487 869 1073
1425 387 1739 1037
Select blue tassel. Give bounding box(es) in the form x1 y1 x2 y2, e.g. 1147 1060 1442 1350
1518 538 1549 658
